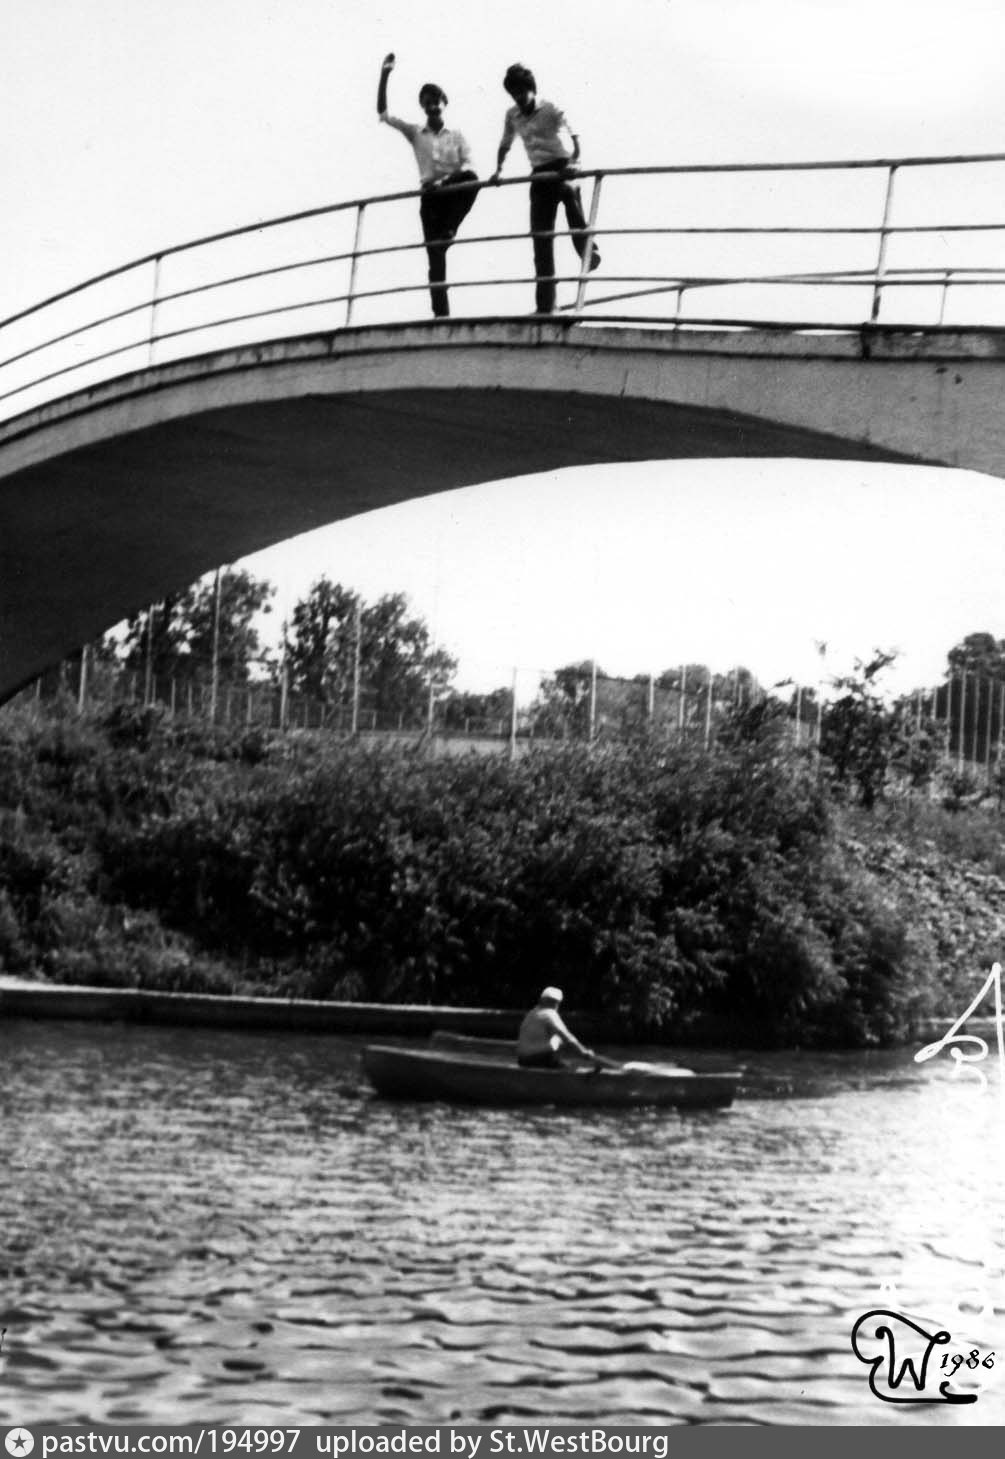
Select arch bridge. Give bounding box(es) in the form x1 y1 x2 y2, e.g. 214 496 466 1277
3 151 1005 699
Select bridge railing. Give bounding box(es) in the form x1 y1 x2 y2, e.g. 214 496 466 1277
3 152 1005 423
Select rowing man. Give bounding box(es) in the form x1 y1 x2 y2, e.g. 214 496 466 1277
516 986 596 1068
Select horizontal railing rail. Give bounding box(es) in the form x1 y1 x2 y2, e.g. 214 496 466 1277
4 153 1005 422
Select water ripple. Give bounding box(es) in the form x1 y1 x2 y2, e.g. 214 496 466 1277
2 1019 1003 1424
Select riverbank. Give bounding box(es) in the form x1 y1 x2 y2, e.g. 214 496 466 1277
0 974 993 1049
0 975 523 1035
2 700 1004 1047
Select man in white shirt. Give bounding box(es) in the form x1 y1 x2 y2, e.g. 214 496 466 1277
517 986 596 1068
377 53 479 318
492 64 601 314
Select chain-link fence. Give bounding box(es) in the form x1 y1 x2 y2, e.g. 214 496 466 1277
12 655 1005 791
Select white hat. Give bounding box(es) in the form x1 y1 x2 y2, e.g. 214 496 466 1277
539 986 564 1003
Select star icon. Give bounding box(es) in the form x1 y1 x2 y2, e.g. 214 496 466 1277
5 1431 34 1457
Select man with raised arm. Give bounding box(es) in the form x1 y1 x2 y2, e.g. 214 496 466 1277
377 53 479 319
491 63 601 315
517 986 596 1068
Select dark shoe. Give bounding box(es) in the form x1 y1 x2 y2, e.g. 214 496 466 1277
588 249 602 271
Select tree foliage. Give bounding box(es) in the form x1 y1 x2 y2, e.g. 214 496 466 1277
282 579 457 723
440 686 514 732
120 569 274 686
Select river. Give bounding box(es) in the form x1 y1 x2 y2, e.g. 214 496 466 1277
1 1018 1003 1426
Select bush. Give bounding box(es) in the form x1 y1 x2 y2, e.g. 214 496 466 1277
0 704 951 1045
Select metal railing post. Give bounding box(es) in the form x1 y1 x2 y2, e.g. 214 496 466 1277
938 269 952 325
346 203 366 326
870 163 898 323
574 173 605 312
149 254 162 367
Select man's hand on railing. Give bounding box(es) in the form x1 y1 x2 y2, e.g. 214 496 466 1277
381 53 395 72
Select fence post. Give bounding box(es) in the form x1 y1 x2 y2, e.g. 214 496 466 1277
279 621 289 731
143 607 154 706
588 660 598 743
870 163 898 323
703 678 713 749
77 643 90 713
346 203 366 327
210 567 222 725
678 665 687 735
351 596 362 735
509 667 518 761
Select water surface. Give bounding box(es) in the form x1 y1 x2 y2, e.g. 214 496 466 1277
2 1019 1003 1425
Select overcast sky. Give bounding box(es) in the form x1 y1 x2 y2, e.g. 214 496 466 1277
6 0 1005 696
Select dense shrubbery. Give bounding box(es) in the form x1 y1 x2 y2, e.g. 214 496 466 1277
0 699 955 1046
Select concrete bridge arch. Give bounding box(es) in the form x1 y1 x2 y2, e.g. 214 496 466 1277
2 317 1004 699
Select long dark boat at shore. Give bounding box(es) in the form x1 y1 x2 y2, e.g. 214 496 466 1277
363 1037 742 1109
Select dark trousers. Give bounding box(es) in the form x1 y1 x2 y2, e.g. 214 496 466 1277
419 170 479 318
529 163 594 313
517 1049 563 1069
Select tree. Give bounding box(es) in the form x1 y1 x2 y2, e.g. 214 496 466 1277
283 580 457 726
184 569 274 685
283 577 359 704
120 570 274 693
121 594 192 690
530 662 599 739
441 687 514 733
362 592 456 724
819 650 914 808
939 631 1005 767
657 663 712 694
946 631 1005 680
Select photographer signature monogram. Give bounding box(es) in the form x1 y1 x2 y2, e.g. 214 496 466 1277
850 1311 991 1404
913 959 1005 1095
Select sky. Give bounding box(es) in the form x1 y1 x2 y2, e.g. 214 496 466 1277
5 0 1005 699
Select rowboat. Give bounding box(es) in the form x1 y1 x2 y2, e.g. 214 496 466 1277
362 1039 741 1109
